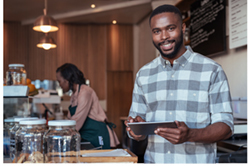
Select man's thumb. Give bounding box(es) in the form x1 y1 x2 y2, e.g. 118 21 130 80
175 120 181 127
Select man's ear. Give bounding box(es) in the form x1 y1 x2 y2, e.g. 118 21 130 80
182 23 186 34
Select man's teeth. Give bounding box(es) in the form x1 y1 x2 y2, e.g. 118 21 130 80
163 43 171 47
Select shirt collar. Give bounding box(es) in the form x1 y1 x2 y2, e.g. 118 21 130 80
159 46 193 68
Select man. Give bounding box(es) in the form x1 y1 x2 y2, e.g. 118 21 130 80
125 4 234 163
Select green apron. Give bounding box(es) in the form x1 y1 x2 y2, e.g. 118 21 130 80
68 84 113 149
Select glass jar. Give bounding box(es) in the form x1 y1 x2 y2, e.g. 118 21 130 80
6 64 27 85
9 117 38 162
15 119 47 163
44 120 81 163
4 118 15 159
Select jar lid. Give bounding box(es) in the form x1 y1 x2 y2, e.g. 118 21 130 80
48 120 76 126
4 118 14 122
19 119 46 125
8 64 25 67
14 117 38 122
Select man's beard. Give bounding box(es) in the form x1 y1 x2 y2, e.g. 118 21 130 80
153 31 184 59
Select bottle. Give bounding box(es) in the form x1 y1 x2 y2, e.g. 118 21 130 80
4 118 15 160
6 64 27 85
9 117 38 162
43 120 81 163
15 119 47 163
54 106 64 120
20 65 27 85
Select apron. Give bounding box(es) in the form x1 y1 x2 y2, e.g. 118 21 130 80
68 84 111 149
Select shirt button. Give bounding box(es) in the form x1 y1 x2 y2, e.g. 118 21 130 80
172 75 174 78
167 151 171 154
193 93 196 96
170 93 173 96
169 112 172 115
182 64 185 67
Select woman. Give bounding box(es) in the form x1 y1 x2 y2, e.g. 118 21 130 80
56 63 119 149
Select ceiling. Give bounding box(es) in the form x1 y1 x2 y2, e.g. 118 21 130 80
4 0 180 25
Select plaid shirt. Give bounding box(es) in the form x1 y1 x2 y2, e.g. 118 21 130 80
128 46 234 163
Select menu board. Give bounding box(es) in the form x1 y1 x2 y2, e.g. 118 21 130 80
190 0 226 56
229 0 247 49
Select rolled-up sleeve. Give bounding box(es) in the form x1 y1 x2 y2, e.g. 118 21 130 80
209 68 234 134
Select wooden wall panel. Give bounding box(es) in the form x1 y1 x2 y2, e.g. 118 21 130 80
27 24 58 80
3 22 28 79
27 28 45 80
56 24 106 99
4 22 106 99
56 24 89 72
4 22 135 145
106 24 134 144
87 25 107 100
43 31 58 80
107 25 133 71
106 71 134 144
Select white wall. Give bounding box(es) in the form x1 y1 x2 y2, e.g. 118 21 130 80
212 39 247 98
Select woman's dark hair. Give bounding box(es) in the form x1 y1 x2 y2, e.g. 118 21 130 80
56 63 86 90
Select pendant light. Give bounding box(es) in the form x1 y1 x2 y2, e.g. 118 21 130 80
37 33 57 50
33 0 58 33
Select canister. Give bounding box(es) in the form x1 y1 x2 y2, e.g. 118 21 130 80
15 119 47 163
9 117 38 162
6 64 27 85
4 118 15 159
43 120 81 163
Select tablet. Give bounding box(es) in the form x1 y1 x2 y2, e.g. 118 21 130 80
127 121 177 135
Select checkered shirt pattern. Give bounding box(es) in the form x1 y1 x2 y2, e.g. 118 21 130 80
128 46 234 163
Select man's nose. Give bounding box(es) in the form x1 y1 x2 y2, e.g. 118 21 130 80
161 30 169 40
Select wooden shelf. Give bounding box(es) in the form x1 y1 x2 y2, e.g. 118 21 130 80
185 40 190 45
183 17 190 23
175 0 197 11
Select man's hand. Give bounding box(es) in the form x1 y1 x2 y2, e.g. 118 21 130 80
124 116 147 141
155 120 190 144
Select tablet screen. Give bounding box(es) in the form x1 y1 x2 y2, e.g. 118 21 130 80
128 121 177 135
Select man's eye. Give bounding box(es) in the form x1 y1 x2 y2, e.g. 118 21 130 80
153 30 160 34
168 27 175 31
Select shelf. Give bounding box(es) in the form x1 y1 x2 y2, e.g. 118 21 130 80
183 17 190 23
185 40 190 45
175 0 197 12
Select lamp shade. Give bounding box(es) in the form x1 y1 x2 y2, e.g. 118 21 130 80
37 35 57 50
33 15 59 33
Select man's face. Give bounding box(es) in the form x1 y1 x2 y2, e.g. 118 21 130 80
150 12 185 59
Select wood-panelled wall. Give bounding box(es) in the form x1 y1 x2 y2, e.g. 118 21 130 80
3 22 134 145
106 25 134 143
4 22 107 100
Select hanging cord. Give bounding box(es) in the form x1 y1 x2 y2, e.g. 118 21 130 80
43 0 47 15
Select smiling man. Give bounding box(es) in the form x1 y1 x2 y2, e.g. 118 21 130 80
125 5 234 163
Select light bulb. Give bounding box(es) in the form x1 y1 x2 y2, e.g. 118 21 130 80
40 26 52 33
91 4 96 8
112 20 117 24
42 43 52 50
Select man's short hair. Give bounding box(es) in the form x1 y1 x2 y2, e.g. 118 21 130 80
149 4 182 25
